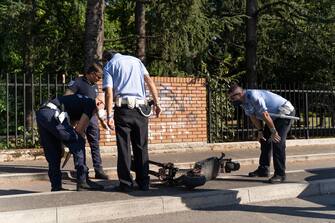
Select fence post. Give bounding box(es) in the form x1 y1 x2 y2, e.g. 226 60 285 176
6 73 9 147
304 92 309 139
206 79 212 143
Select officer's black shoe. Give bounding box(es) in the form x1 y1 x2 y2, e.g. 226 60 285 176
114 183 133 193
51 187 68 192
268 175 286 184
95 168 109 180
77 181 104 191
248 166 270 177
138 184 149 191
136 182 150 191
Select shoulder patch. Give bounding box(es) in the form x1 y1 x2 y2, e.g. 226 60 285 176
68 80 75 87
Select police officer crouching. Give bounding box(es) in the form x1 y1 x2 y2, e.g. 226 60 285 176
228 84 296 183
36 94 105 191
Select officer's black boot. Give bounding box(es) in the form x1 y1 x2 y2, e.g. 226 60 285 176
95 167 109 180
248 166 270 177
51 187 68 192
77 180 104 191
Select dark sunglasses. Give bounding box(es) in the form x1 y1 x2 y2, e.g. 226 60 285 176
229 92 240 99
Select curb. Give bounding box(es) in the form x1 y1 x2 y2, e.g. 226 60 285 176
1 178 335 223
2 152 335 182
1 138 335 162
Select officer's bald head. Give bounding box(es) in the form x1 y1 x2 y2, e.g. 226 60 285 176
228 84 244 101
102 50 117 63
228 84 243 95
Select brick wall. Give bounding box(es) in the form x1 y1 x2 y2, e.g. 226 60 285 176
99 77 207 146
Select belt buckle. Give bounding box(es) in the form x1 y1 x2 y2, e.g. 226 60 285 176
127 98 136 109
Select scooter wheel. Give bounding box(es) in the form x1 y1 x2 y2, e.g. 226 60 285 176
178 175 207 189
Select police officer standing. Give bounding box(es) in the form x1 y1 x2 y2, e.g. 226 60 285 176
228 84 295 183
65 63 109 179
36 94 105 191
102 51 161 191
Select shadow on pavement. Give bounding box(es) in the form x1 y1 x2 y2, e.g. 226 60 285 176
192 167 335 220
304 167 335 181
0 189 39 196
207 200 335 220
0 164 48 174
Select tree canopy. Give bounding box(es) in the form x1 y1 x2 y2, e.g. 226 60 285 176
0 0 334 84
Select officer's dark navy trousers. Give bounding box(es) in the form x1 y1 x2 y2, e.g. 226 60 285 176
114 106 149 188
259 111 295 176
86 115 102 171
36 108 88 190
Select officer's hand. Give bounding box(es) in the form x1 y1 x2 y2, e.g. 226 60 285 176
107 118 115 130
61 145 65 158
271 132 281 143
257 131 266 143
155 104 162 118
99 119 109 130
74 128 86 139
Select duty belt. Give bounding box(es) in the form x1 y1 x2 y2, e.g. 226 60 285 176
115 97 147 109
42 102 69 124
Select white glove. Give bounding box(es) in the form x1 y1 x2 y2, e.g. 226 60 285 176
97 109 107 120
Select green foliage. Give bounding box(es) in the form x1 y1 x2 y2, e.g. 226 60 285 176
0 1 28 75
0 0 86 149
146 0 212 76
0 0 87 80
1 0 334 146
104 0 136 53
256 0 335 83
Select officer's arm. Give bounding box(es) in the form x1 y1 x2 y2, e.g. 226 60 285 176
144 75 159 105
104 87 114 121
75 113 90 137
262 111 281 143
64 89 75 96
104 87 115 129
250 115 263 130
144 75 161 118
250 115 266 143
261 111 276 131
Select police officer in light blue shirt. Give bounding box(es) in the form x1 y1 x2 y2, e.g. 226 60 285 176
228 84 295 183
102 51 161 192
103 53 147 100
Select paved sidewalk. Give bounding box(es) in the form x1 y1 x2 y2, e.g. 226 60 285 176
0 144 334 222
1 144 334 174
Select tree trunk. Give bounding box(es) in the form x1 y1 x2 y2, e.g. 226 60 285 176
23 0 36 135
135 0 146 63
246 0 257 88
84 0 105 71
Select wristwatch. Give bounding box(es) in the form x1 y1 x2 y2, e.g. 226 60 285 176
270 127 277 134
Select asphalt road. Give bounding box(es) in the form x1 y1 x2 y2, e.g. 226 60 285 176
101 194 335 223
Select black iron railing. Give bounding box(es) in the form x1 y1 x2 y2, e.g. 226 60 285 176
207 82 335 143
1 76 335 148
0 73 72 148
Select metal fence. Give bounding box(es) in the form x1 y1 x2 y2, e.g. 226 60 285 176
0 73 72 149
207 83 335 143
1 76 335 148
